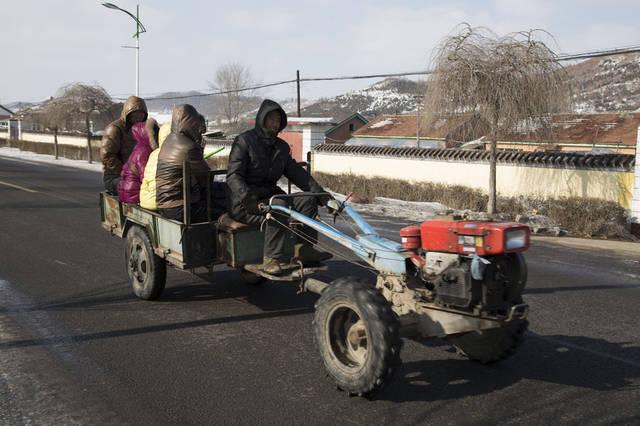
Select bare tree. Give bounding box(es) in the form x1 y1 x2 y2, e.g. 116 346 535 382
210 63 255 131
423 25 570 214
45 83 114 162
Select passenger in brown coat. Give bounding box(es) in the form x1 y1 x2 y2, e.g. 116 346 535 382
156 104 210 222
101 96 148 194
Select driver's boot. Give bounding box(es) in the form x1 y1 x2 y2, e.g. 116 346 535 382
262 257 283 275
294 243 333 265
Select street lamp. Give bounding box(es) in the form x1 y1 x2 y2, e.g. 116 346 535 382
102 2 147 96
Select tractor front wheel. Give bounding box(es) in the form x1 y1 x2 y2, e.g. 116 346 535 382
313 277 402 396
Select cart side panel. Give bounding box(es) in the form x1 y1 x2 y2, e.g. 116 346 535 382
100 192 124 237
182 223 218 268
217 227 295 268
156 219 184 258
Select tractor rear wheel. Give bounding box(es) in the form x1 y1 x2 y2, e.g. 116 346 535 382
448 253 528 363
313 277 402 396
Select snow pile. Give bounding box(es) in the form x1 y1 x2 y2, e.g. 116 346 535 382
0 147 103 172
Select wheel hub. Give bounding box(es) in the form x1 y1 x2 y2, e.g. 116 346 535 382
328 306 368 369
129 242 147 284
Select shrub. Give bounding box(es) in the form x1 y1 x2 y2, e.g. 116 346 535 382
313 172 631 239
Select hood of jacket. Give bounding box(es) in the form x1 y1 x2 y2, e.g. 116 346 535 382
254 99 287 139
121 96 148 126
171 104 204 143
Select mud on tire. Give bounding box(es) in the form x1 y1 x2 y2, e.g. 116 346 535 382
313 277 402 396
125 226 167 300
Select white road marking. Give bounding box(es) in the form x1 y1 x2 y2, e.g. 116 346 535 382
0 179 38 193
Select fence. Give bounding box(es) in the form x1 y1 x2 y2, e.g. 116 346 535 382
0 131 233 163
312 144 636 210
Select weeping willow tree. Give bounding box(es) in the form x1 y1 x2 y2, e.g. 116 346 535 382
423 25 571 214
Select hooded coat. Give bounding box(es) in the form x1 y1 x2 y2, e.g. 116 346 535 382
101 96 148 179
155 105 209 209
226 99 323 221
139 122 171 210
117 118 158 204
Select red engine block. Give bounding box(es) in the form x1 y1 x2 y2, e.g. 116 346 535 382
401 220 530 256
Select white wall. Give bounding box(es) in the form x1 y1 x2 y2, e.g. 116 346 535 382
18 131 99 147
631 130 640 222
313 152 634 208
302 125 331 161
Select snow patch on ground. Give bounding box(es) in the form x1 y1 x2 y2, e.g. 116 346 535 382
0 147 103 172
347 197 447 222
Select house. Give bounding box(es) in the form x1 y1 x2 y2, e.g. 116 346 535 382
279 117 336 161
344 112 640 154
345 114 447 149
324 113 368 144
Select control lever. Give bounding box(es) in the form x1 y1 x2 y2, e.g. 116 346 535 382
327 192 353 223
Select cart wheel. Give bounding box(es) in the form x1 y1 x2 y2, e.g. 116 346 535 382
313 277 401 397
239 270 266 286
125 226 167 300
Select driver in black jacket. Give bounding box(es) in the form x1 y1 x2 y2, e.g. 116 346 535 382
226 99 331 274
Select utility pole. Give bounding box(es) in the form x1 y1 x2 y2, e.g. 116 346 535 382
102 2 146 96
296 70 301 117
135 4 140 96
416 95 421 148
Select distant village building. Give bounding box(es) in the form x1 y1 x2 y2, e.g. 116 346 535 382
324 113 368 144
342 113 640 154
279 117 336 161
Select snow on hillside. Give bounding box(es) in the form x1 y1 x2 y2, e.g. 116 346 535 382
301 78 425 120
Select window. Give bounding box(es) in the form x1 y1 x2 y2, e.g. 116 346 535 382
349 123 355 131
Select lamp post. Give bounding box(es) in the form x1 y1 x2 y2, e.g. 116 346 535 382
102 2 146 96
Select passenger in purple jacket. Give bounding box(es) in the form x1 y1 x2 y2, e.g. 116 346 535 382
117 118 159 204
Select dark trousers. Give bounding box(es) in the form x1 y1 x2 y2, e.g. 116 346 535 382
104 174 120 195
240 195 318 261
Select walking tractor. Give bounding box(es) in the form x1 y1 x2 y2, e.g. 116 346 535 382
100 164 530 397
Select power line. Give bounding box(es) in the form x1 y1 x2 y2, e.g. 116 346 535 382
113 44 640 102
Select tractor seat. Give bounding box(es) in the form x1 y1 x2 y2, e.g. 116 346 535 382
217 213 259 231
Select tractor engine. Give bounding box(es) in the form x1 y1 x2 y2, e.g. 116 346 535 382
400 219 530 315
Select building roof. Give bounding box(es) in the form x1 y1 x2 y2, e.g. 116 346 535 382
352 112 640 146
287 117 336 125
326 112 369 135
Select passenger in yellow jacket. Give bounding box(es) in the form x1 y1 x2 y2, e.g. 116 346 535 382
139 122 171 210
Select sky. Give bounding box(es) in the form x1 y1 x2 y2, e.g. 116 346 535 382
2 0 640 106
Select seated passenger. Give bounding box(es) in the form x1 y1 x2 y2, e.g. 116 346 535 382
139 122 171 210
101 96 148 194
117 118 158 204
156 105 210 223
226 99 332 275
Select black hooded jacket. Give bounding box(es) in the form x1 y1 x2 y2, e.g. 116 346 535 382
226 99 323 219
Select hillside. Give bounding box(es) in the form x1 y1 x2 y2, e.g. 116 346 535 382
300 79 426 121
567 53 640 112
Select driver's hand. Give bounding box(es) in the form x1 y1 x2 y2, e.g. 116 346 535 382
241 193 262 215
325 198 341 215
316 192 334 207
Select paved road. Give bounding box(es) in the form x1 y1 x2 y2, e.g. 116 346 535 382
1 155 639 425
